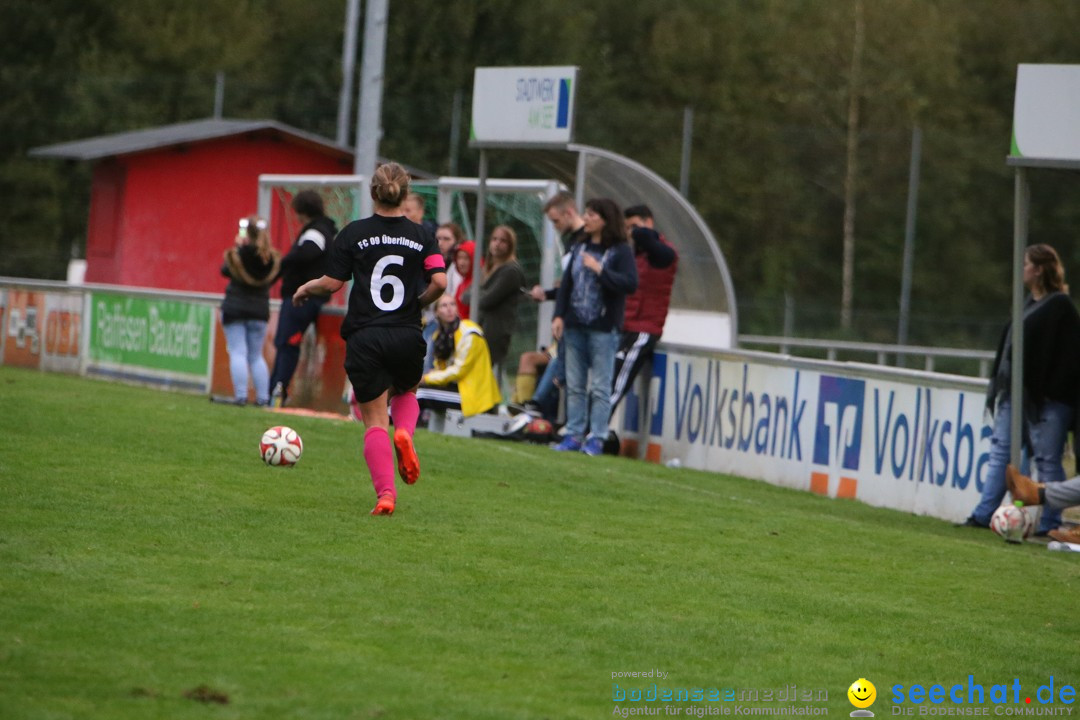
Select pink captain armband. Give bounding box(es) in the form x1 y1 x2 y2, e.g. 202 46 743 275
424 254 446 271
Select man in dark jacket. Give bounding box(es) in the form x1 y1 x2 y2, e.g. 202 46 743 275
609 204 678 417
269 190 337 406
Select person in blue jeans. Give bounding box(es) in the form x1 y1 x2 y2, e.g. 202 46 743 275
962 244 1080 534
551 198 638 456
531 346 564 422
218 216 280 405
516 192 587 423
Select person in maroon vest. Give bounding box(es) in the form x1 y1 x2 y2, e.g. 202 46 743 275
609 204 678 418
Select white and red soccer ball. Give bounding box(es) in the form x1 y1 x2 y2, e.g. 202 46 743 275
990 503 1035 543
260 426 303 467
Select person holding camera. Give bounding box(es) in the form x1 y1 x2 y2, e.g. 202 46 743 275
218 216 280 406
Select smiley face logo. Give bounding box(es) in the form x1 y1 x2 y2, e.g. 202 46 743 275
848 678 877 709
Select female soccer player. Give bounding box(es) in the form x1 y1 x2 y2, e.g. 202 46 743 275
293 163 447 516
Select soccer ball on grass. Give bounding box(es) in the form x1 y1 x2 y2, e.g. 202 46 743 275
260 426 303 467
990 503 1034 543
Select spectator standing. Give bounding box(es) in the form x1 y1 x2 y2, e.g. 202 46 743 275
478 224 526 369
417 294 501 417
292 162 446 516
403 191 438 235
436 222 466 299
453 240 477 320
960 244 1080 535
218 215 280 406
551 198 638 456
527 191 586 302
269 190 337 407
516 192 588 417
609 204 678 417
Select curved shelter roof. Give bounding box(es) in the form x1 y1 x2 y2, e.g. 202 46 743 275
514 143 738 347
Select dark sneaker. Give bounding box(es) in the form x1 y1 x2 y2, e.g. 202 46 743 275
553 435 583 452
210 395 246 406
582 437 604 456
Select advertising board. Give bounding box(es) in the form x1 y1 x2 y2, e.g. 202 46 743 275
86 291 213 391
622 349 991 522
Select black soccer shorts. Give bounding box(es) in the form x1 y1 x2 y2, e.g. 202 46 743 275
345 325 426 403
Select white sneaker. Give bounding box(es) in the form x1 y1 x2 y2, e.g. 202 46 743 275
504 413 532 436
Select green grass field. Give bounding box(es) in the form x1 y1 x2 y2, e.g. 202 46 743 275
1 365 1078 719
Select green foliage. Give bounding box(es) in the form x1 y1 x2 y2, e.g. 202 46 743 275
5 1 1080 345
4 366 1080 718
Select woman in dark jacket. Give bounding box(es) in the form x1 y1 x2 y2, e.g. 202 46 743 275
478 224 526 369
220 216 281 405
550 198 639 456
963 244 1080 534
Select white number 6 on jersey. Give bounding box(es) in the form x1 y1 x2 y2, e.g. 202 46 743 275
370 254 405 310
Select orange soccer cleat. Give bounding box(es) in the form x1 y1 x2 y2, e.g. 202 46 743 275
370 494 395 516
393 428 420 485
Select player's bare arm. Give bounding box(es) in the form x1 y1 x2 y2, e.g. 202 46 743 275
417 272 447 307
293 275 344 305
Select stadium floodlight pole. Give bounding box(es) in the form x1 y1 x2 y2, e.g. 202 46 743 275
354 0 388 218
679 105 693 198
896 125 922 353
213 71 225 119
336 0 361 146
471 149 489 325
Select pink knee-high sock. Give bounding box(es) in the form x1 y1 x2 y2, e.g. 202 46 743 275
363 427 396 500
390 392 420 436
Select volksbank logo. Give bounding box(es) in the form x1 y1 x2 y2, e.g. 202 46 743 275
811 376 866 498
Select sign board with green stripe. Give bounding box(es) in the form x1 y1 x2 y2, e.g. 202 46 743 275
87 292 213 390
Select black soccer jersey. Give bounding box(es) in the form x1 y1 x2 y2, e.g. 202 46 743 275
326 214 445 339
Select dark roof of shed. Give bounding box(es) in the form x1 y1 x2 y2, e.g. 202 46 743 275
27 118 437 178
28 118 353 161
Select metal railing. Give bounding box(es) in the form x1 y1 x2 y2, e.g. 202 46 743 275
737 334 995 378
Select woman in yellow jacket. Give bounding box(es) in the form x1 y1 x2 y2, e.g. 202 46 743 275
418 294 501 417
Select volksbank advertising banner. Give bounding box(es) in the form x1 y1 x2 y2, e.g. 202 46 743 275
87 291 213 390
629 349 992 523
